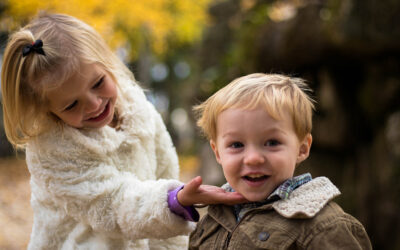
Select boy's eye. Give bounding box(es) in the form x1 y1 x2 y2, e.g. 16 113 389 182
265 139 280 147
92 77 104 89
64 100 77 111
230 142 244 148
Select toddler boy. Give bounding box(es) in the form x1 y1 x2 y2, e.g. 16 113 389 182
189 73 372 249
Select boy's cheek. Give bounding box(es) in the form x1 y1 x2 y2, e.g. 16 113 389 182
219 156 237 168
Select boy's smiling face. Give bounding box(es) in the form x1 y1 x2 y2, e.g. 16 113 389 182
210 106 312 202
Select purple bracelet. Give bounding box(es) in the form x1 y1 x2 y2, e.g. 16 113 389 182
167 185 199 222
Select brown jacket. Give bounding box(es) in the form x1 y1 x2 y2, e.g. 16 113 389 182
189 177 372 250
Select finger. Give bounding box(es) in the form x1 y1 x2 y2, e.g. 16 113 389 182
184 176 202 193
177 176 203 206
211 192 247 205
224 193 248 205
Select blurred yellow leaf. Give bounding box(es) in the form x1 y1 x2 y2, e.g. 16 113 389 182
3 0 211 59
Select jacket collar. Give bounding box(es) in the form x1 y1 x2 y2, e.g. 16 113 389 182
272 177 340 218
231 173 312 221
207 177 340 231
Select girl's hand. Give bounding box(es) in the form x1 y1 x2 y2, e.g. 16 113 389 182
177 176 247 206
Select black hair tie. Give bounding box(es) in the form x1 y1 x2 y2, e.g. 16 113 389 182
22 39 46 57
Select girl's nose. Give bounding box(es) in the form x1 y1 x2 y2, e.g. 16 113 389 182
244 147 265 165
84 94 102 113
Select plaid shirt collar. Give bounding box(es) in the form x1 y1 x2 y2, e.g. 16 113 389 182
228 173 312 221
268 173 312 200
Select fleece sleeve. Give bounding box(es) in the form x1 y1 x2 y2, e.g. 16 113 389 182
151 103 180 180
26 137 195 241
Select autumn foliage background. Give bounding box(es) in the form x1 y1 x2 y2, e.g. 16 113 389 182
1 0 400 249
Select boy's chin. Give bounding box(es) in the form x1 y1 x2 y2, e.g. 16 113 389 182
241 192 270 202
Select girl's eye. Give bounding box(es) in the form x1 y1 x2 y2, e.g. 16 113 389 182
265 139 280 147
230 142 244 148
65 100 77 111
92 77 104 89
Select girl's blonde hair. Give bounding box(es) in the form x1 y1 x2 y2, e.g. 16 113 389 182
1 13 134 148
194 73 315 141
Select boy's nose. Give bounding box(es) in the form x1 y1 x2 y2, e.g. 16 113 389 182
244 147 265 165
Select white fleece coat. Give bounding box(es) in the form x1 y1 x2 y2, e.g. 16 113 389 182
25 76 195 249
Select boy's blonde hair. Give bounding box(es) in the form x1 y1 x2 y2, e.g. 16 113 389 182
194 73 315 141
1 13 134 147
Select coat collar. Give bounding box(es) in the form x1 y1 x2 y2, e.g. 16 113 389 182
272 177 340 219
207 177 341 231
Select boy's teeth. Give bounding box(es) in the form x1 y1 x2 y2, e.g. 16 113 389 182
244 174 268 182
247 174 264 178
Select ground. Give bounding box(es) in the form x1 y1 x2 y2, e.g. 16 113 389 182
0 157 32 250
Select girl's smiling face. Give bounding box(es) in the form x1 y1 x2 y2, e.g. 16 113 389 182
46 63 118 129
210 106 312 202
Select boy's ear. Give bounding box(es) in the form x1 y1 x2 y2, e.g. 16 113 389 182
210 140 221 165
296 134 312 164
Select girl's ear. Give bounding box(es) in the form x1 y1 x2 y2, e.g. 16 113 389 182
296 134 312 164
210 140 221 165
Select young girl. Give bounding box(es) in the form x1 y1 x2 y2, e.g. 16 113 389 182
1 13 244 249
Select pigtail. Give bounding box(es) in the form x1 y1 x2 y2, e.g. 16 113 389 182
1 30 47 147
2 31 30 147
